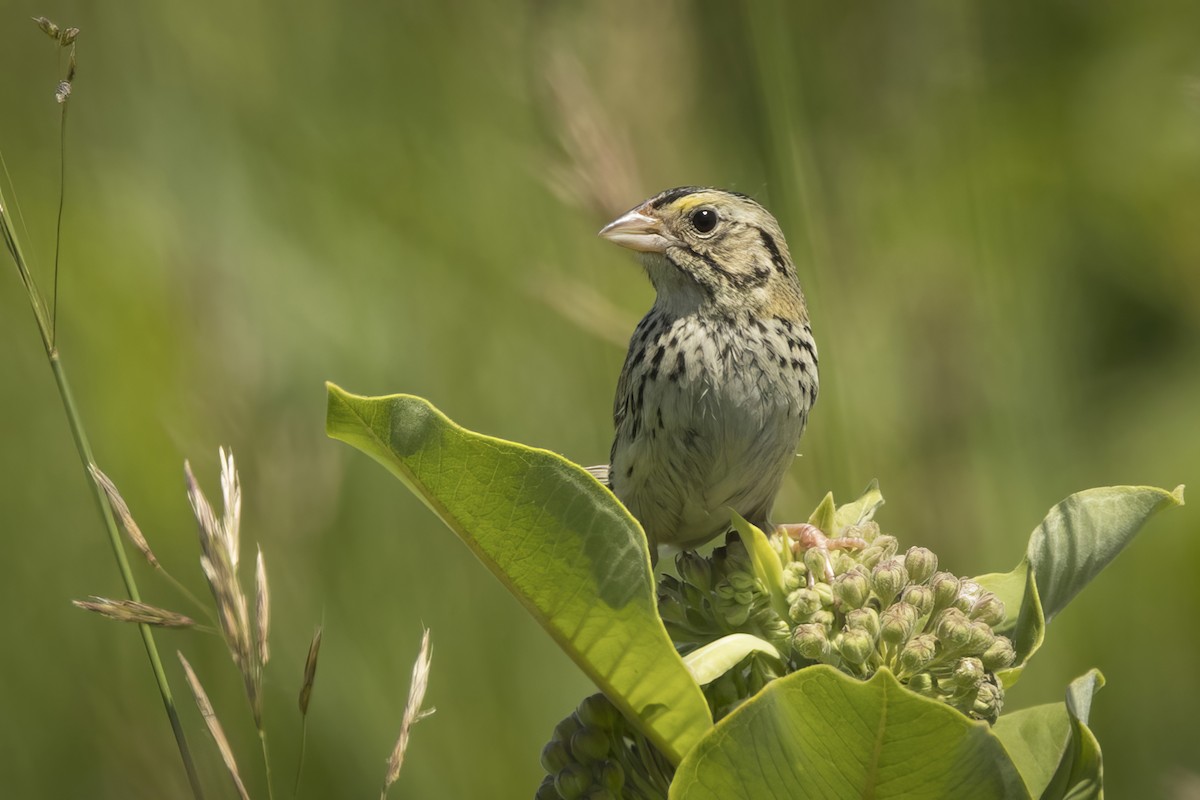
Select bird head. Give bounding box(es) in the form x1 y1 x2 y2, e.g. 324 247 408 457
599 187 807 321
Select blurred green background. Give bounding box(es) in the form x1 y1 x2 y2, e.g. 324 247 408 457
2 1 1198 797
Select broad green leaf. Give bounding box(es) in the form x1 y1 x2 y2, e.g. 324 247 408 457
669 666 1029 800
833 479 885 532
975 485 1181 681
729 513 789 621
682 634 783 686
808 491 836 533
325 385 712 764
993 671 1105 800
1027 486 1182 623
977 561 1045 687
992 701 1072 798
1061 670 1105 800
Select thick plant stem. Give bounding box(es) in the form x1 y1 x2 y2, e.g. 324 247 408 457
2 190 205 799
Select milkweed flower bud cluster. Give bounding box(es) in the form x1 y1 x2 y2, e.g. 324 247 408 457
536 693 673 800
539 514 1016 796
660 522 1014 724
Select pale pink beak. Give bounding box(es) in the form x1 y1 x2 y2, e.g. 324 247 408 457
598 207 671 253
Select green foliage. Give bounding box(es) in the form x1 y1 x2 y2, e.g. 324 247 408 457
325 385 712 764
993 670 1106 799
670 667 1028 800
328 389 1181 797
975 485 1184 684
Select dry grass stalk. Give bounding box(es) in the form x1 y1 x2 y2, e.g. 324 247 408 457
381 629 435 800
543 49 642 220
299 626 323 716
73 597 194 628
185 451 264 726
529 272 640 349
254 546 270 668
88 463 160 568
178 652 251 800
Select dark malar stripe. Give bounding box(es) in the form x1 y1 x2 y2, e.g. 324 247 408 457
682 245 770 290
757 229 789 275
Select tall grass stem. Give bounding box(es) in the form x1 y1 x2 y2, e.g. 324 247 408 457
1 180 206 799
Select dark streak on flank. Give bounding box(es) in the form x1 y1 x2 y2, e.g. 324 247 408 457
669 351 686 382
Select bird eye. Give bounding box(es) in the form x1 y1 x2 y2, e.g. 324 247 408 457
690 208 718 234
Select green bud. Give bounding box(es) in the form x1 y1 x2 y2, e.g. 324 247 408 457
33 16 60 39
782 562 807 593
904 547 938 584
846 521 880 543
965 621 996 655
577 694 618 731
832 551 858 575
929 572 961 611
541 739 572 774
677 551 712 591
809 609 835 628
857 545 885 570
838 629 875 665
972 681 1004 722
901 584 934 617
873 535 899 560
897 633 938 676
570 726 610 763
907 672 935 694
950 657 985 693
788 588 821 621
879 602 919 646
803 547 829 580
553 713 583 744
682 582 708 613
981 636 1016 671
871 559 909 606
657 595 688 626
813 582 834 608
934 608 973 653
954 580 983 614
585 790 616 800
555 763 591 799
832 570 870 610
728 571 758 592
763 617 793 643
719 599 752 627
792 623 830 660
845 607 880 639
536 775 561 800
598 760 625 792
970 592 1006 627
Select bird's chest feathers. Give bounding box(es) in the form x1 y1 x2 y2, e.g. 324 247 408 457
633 315 809 440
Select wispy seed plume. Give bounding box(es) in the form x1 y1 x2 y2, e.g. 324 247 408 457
73 597 194 628
178 652 251 800
88 464 159 568
381 629 434 800
299 626 323 716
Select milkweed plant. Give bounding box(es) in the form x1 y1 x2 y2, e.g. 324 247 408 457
325 386 1182 800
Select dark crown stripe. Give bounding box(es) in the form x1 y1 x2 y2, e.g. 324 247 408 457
650 186 704 209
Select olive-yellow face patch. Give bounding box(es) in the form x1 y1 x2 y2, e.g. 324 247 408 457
667 193 720 214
